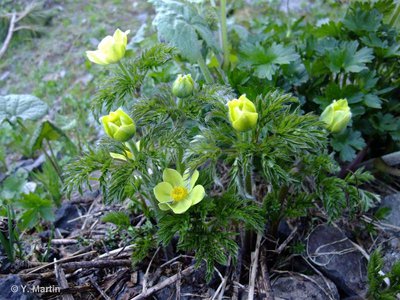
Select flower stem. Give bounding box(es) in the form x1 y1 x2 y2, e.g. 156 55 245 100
117 61 132 80
45 139 63 182
220 0 230 72
197 55 213 84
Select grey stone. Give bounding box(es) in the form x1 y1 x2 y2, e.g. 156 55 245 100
382 237 400 273
0 275 37 300
54 202 80 231
307 224 368 297
380 193 400 227
272 275 340 300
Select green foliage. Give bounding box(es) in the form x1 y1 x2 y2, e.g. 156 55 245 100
66 0 386 281
150 0 219 62
227 0 400 161
239 43 300 80
102 211 131 227
30 120 74 152
0 94 48 124
16 193 55 229
367 249 400 299
91 44 175 117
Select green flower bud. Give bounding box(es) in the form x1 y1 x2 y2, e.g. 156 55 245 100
100 108 136 142
320 99 352 133
227 94 258 132
172 74 194 98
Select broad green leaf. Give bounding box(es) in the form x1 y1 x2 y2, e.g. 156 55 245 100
17 193 55 229
30 120 73 151
343 6 382 34
0 94 48 124
239 43 300 80
332 130 366 162
326 41 373 73
0 169 28 200
363 94 382 109
150 0 219 62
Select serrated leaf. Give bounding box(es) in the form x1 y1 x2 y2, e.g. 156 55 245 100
343 6 382 34
0 94 48 124
239 43 300 80
16 193 55 229
363 94 382 108
332 130 366 162
326 41 374 73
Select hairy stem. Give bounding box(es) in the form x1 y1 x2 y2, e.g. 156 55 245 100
45 139 64 182
118 61 132 81
220 0 230 72
197 55 213 84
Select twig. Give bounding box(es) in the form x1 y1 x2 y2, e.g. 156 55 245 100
260 248 274 300
90 278 112 300
248 233 262 300
175 263 182 300
25 251 97 274
97 245 135 259
159 254 194 269
61 259 131 271
275 226 298 254
216 256 231 300
0 12 16 59
54 258 74 300
142 247 160 294
130 266 195 300
51 239 78 245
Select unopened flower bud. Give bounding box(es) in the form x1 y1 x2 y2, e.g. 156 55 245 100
172 74 194 98
100 108 135 142
227 95 258 132
320 99 352 133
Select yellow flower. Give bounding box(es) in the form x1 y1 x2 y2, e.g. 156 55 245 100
320 99 352 133
100 108 135 142
153 168 205 214
86 29 130 65
227 94 258 132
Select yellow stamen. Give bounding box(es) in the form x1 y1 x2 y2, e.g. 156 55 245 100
171 186 188 202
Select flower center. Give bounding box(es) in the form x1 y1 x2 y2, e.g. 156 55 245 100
171 186 188 202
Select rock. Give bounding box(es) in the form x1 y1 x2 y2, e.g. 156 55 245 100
54 202 80 231
0 275 37 300
307 224 368 297
381 237 400 273
155 276 174 299
272 274 339 300
380 193 400 227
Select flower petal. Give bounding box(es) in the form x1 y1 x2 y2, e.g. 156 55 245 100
169 198 192 214
110 152 127 161
153 182 173 203
86 50 109 65
158 203 171 211
188 185 205 206
163 168 184 187
183 169 199 191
